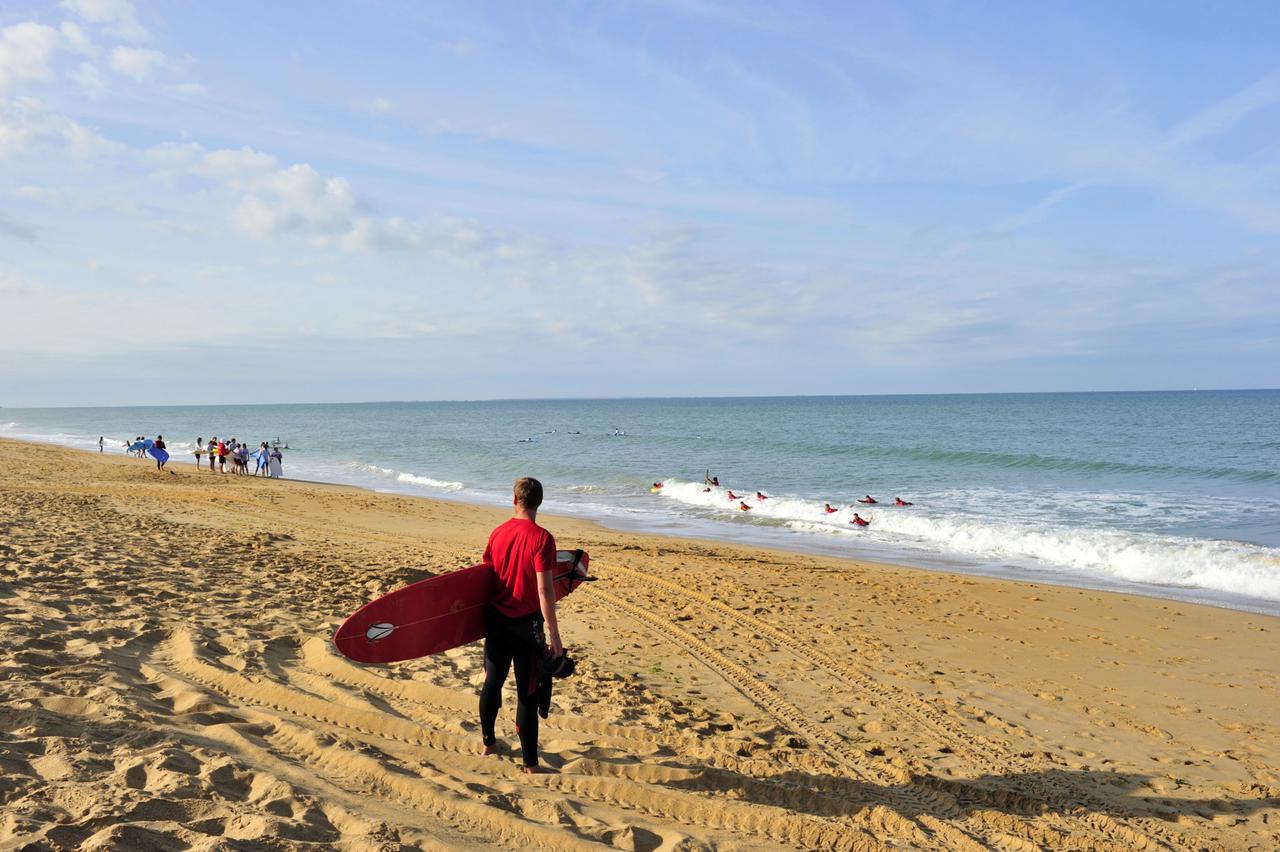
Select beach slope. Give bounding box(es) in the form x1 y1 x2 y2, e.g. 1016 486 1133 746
1 439 1276 849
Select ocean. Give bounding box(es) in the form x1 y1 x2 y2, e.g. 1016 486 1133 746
3 391 1278 615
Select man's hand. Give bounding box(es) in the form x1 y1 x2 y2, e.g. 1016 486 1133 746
537 568 561 657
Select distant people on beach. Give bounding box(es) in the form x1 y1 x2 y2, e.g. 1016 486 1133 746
98 436 104 453
153 435 168 471
113 431 289 480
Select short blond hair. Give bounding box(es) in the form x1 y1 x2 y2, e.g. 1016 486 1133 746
514 477 543 510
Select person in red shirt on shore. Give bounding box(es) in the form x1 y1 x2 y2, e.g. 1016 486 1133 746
478 477 563 773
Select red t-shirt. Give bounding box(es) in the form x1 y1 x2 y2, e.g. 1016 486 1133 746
484 517 557 618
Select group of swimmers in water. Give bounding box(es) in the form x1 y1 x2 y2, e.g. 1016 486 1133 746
649 474 914 528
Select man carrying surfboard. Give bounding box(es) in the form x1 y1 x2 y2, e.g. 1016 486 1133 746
479 476 562 774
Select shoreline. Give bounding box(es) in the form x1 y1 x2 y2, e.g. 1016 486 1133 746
2 437 1278 848
7 432 1279 618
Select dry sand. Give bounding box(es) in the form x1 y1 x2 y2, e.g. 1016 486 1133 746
1 438 1277 850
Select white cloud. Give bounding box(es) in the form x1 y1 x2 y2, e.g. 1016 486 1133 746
339 215 497 258
141 140 203 178
0 22 61 92
1167 70 1280 150
70 60 105 95
369 96 393 115
234 164 360 240
0 96 118 158
13 184 139 215
108 45 165 81
143 141 281 188
144 217 202 237
0 270 44 295
170 81 207 96
59 0 148 41
198 146 279 181
59 21 96 56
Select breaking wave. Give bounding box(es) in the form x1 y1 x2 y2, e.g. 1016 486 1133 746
350 463 463 491
656 479 1280 602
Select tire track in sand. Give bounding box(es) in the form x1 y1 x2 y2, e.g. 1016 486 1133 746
590 588 997 851
608 564 1181 851
153 630 920 849
593 582 1178 852
299 637 935 837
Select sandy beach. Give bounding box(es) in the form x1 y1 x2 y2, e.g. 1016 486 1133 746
0 438 1276 850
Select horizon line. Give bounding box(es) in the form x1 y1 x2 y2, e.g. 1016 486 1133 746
4 386 1278 411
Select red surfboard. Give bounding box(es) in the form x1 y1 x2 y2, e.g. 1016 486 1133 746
333 550 592 665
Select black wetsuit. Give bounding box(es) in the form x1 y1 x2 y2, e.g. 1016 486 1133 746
479 607 544 766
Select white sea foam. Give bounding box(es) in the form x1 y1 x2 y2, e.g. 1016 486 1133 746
657 479 1280 602
0 422 17 431
396 472 464 490
349 462 463 491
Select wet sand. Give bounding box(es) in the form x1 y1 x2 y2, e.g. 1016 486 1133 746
1 438 1277 849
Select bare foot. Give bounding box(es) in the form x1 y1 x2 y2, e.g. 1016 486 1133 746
521 764 557 775
482 742 500 756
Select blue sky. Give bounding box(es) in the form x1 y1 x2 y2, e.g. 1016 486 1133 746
1 0 1277 406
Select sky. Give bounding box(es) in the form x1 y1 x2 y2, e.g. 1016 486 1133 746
1 0 1278 407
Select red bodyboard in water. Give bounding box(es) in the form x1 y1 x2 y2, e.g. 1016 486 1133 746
333 550 590 665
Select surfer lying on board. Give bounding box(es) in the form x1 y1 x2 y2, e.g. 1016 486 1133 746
479 477 563 774
894 497 913 506
858 495 878 504
850 513 870 527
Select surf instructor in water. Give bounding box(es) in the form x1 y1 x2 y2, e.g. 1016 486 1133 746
479 477 562 773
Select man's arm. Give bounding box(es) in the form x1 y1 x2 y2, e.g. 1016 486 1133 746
537 569 562 657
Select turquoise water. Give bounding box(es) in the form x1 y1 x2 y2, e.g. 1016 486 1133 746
4 391 1279 613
